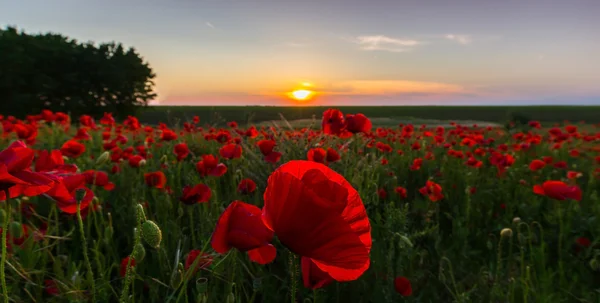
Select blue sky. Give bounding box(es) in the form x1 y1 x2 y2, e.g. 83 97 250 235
2 0 599 105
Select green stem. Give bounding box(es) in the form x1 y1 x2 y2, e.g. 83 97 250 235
1 198 11 303
77 202 96 301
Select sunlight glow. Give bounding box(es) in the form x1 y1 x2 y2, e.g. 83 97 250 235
290 89 313 101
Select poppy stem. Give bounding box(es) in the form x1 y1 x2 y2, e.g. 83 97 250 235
1 196 10 303
289 254 298 303
77 201 96 302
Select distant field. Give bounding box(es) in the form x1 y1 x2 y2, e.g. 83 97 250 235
138 105 600 126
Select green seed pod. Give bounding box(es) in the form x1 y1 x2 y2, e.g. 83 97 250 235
590 259 599 271
9 221 23 239
136 204 147 223
252 278 262 292
132 243 146 262
96 151 111 166
141 220 162 249
196 278 208 294
0 209 6 226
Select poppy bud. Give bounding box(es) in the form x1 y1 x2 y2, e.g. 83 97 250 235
226 293 235 303
500 228 513 238
9 221 23 239
75 188 87 205
512 217 521 224
170 265 183 289
159 154 168 164
0 209 6 226
252 278 262 292
590 259 599 271
21 196 29 201
139 159 147 167
96 151 111 166
141 220 162 249
132 243 146 262
136 204 147 223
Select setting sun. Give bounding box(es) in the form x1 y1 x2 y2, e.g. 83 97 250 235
290 89 314 101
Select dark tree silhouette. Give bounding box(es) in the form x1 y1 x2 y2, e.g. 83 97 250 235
0 26 156 118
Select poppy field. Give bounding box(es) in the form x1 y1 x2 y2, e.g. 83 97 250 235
1 109 599 303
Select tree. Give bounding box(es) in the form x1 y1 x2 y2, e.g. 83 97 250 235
0 26 156 118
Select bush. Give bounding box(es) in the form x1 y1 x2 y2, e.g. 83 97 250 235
0 26 156 118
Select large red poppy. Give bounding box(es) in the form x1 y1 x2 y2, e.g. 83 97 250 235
60 140 86 158
211 201 276 265
219 144 242 160
43 173 94 214
262 160 371 283
35 150 77 173
345 113 372 134
0 141 55 200
533 181 582 201
180 184 211 204
196 155 227 177
82 170 115 191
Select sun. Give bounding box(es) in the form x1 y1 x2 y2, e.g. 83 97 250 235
291 89 313 101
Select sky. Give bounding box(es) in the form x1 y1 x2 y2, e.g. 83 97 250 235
2 0 600 106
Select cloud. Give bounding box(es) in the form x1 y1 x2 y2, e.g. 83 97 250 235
285 42 307 47
445 34 471 45
205 21 215 29
352 35 421 52
323 80 466 96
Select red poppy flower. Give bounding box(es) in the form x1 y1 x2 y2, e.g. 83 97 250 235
529 159 546 171
262 160 371 282
575 236 591 248
377 188 387 200
173 143 189 161
211 201 276 264
120 257 136 277
35 150 77 173
144 171 167 189
82 170 115 191
322 109 345 135
257 140 276 156
345 113 372 134
410 158 423 171
219 144 242 159
419 180 443 202
180 184 211 205
302 257 335 289
43 173 94 214
0 141 55 200
326 148 341 163
395 186 408 199
394 276 412 296
128 155 144 168
307 148 327 164
567 171 582 180
533 180 581 201
60 140 86 158
44 279 59 296
196 155 227 177
184 250 213 274
237 178 257 194
73 128 91 141
160 129 178 141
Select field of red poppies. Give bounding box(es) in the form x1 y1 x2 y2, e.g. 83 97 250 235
0 108 599 303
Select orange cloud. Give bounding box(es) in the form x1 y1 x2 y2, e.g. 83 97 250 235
322 80 466 95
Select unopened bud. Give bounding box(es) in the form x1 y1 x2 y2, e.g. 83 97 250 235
159 154 168 164
512 217 521 224
590 259 599 271
96 151 111 166
141 220 162 249
139 159 147 167
170 268 183 289
9 221 23 239
136 204 147 223
501 228 513 238
132 243 146 262
226 293 235 303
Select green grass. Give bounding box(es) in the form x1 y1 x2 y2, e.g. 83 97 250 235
138 105 600 126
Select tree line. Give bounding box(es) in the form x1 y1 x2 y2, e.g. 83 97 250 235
0 26 156 119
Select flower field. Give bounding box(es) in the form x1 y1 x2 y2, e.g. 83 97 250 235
0 109 599 302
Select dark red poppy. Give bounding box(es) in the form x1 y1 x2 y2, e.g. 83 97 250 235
395 186 408 199
322 109 345 135
173 143 189 161
307 148 327 164
529 159 546 171
82 170 115 190
180 184 211 204
533 181 581 201
35 150 77 173
211 201 276 264
144 171 167 189
257 140 276 155
43 173 94 214
262 160 371 282
345 113 372 134
219 144 242 159
120 257 136 277
419 180 443 202
44 279 59 296
196 155 227 177
237 178 257 194
0 141 55 200
302 257 335 289
128 155 144 168
575 237 591 248
567 171 582 180
184 250 213 274
326 148 340 163
60 140 86 158
377 188 387 200
160 129 178 141
394 276 412 296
